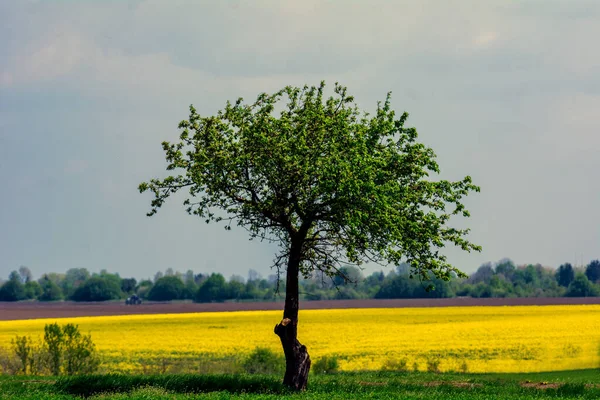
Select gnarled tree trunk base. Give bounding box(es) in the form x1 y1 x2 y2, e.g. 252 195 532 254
274 318 311 391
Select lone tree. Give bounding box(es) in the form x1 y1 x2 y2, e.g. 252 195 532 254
139 82 480 390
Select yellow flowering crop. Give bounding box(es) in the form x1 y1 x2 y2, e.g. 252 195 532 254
1 305 599 373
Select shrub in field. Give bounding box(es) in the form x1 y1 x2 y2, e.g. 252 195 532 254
44 323 64 375
11 336 32 374
561 343 582 358
426 358 441 373
242 347 283 374
381 357 408 372
11 335 44 375
21 323 100 376
8 336 45 375
312 355 339 374
0 346 21 375
62 323 100 375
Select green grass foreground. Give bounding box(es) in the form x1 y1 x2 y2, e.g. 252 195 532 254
0 370 599 399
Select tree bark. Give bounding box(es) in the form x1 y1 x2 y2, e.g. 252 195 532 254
274 238 311 391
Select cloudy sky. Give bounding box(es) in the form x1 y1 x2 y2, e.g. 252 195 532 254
1 0 599 281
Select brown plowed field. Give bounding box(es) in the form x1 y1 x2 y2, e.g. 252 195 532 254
2 297 600 321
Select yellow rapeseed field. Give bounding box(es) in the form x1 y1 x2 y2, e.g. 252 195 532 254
1 305 599 373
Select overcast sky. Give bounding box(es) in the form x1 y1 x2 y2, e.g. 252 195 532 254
1 0 599 281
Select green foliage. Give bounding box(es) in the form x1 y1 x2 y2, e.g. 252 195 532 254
42 323 99 376
120 278 137 295
195 273 228 303
147 276 185 301
566 274 598 297
242 347 284 375
5 256 598 304
0 348 21 375
8 270 21 283
135 279 154 299
44 324 64 376
139 81 480 285
62 324 100 375
375 270 455 299
585 260 600 283
556 263 575 287
0 280 26 302
556 382 587 396
60 268 90 298
23 281 42 299
227 279 245 300
7 336 44 376
312 355 339 374
381 357 409 372
38 277 63 301
426 358 441 373
11 336 31 374
70 277 122 302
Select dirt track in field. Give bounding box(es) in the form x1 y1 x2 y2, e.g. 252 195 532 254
1 297 600 321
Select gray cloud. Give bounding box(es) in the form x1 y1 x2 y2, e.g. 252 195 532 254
1 0 599 280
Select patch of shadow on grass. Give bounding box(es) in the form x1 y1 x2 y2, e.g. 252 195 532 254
422 381 483 389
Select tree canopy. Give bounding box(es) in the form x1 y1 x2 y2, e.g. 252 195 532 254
0 280 25 302
556 263 575 287
139 82 480 282
70 277 122 302
147 276 185 301
585 260 600 283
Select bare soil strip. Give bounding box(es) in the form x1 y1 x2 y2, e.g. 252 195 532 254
1 297 599 321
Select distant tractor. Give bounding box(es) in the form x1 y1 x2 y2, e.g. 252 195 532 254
125 294 142 305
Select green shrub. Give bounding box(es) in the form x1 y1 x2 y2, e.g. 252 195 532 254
312 355 339 374
426 358 441 373
11 336 32 374
242 347 283 374
44 323 64 375
42 323 100 376
7 336 45 375
62 323 100 375
381 357 408 372
0 347 20 375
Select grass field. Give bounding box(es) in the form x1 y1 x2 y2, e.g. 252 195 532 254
1 305 600 374
1 370 600 399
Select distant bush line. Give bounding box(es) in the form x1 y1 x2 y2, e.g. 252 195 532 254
1 258 599 303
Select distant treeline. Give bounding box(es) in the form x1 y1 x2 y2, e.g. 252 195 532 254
0 258 599 303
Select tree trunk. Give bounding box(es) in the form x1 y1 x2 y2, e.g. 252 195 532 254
274 239 311 390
